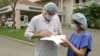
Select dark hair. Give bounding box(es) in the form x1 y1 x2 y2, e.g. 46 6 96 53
73 20 81 25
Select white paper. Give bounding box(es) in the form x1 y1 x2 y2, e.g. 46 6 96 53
40 35 66 46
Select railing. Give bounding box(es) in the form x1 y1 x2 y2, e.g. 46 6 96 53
74 0 100 8
33 0 54 2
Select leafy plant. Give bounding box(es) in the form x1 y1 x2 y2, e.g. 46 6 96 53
74 3 100 29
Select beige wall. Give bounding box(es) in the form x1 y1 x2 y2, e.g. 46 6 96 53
15 9 21 29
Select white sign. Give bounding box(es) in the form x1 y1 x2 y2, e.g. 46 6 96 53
0 5 12 14
28 0 40 2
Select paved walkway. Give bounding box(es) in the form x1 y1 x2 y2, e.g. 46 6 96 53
0 26 100 56
0 36 34 56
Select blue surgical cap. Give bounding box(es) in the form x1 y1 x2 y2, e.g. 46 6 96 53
72 13 87 30
44 2 58 13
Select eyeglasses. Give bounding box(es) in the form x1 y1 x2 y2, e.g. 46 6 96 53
46 10 55 16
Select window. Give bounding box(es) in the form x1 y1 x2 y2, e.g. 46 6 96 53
83 0 86 2
20 16 24 21
75 0 79 3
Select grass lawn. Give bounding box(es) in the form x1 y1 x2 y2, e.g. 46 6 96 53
0 27 34 43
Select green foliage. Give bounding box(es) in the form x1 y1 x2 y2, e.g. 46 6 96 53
74 3 100 29
0 28 34 43
0 0 10 8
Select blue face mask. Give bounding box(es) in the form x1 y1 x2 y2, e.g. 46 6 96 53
45 13 53 20
71 24 78 31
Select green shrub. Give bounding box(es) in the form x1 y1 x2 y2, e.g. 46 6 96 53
74 3 100 29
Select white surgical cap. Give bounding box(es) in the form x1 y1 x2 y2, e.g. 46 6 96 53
72 13 87 30
44 2 58 13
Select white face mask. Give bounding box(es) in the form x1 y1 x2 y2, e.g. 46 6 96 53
45 13 53 20
71 24 78 31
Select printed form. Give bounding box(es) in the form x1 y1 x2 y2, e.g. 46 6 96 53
41 35 66 46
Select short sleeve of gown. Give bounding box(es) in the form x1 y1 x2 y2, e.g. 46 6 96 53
80 35 92 52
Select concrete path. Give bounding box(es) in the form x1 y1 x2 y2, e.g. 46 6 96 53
0 26 100 56
0 36 34 56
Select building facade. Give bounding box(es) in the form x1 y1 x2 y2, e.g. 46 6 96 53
34 0 74 24
74 0 100 8
0 0 99 29
0 0 43 29
0 0 68 29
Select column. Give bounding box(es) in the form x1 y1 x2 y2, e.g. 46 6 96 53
15 9 21 29
64 0 74 24
73 0 76 5
0 15 2 27
60 0 64 24
79 0 83 3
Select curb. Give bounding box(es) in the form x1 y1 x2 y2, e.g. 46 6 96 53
0 35 34 46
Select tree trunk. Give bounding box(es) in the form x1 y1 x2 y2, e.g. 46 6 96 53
10 0 19 29
95 19 99 29
12 8 16 29
0 15 2 27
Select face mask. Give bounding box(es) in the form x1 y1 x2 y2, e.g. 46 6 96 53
71 24 78 31
45 13 53 20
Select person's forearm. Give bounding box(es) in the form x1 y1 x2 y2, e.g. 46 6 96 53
67 41 85 56
56 32 61 35
32 33 43 38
